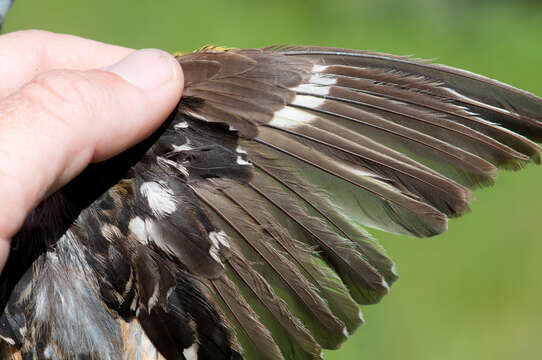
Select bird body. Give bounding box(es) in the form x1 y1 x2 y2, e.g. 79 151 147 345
0 46 541 359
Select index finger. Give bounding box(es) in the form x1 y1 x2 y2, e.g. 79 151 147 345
0 30 134 97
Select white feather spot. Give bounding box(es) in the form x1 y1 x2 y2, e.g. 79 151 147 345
174 121 189 129
140 181 177 216
148 282 160 311
291 94 327 107
311 73 337 86
209 246 221 263
44 344 55 358
157 156 189 177
129 217 147 244
312 64 329 73
443 87 512 115
236 155 252 166
184 110 207 122
343 327 350 337
381 278 390 292
0 335 14 345
144 218 170 252
292 82 332 96
172 143 193 152
293 71 337 94
236 146 247 154
209 231 230 263
183 343 199 360
269 106 318 129
212 230 230 248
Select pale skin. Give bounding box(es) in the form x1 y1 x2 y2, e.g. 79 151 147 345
0 30 185 272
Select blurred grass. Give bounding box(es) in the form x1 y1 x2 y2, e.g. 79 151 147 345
4 1 542 359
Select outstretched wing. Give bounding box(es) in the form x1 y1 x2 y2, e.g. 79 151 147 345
0 46 540 359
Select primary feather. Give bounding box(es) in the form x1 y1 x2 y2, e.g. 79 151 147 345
0 46 540 359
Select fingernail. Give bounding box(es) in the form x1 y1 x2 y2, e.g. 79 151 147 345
103 49 179 90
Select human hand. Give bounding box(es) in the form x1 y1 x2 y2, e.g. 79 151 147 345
0 30 184 272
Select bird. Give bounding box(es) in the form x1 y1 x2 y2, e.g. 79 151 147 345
0 45 541 360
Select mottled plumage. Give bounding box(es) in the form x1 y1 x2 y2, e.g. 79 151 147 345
0 46 541 359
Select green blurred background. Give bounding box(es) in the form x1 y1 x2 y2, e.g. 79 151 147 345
4 0 542 359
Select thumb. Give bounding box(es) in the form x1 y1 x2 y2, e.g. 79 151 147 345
0 48 184 270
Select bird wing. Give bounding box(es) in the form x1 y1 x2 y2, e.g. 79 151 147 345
0 46 540 359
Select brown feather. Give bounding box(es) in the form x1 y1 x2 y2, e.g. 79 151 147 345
245 149 398 287
4 45 542 360
193 179 348 348
312 68 541 164
255 127 449 237
210 276 285 360
247 168 391 304
272 46 542 140
291 97 498 187
308 86 530 168
263 113 472 217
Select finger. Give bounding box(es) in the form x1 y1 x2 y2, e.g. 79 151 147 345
0 30 134 97
0 48 184 270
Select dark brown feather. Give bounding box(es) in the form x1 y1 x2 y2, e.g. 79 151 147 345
313 68 541 164
272 46 542 140
2 45 541 360
210 276 285 360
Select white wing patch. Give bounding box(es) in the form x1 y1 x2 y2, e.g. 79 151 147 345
183 342 199 360
209 231 230 263
129 217 147 244
174 121 189 129
236 146 247 154
292 82 333 96
235 145 252 165
269 106 318 129
140 181 177 216
312 64 329 73
236 155 252 166
291 94 328 107
0 334 14 345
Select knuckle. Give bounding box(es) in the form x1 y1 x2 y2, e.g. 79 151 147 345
23 70 102 127
34 70 91 106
